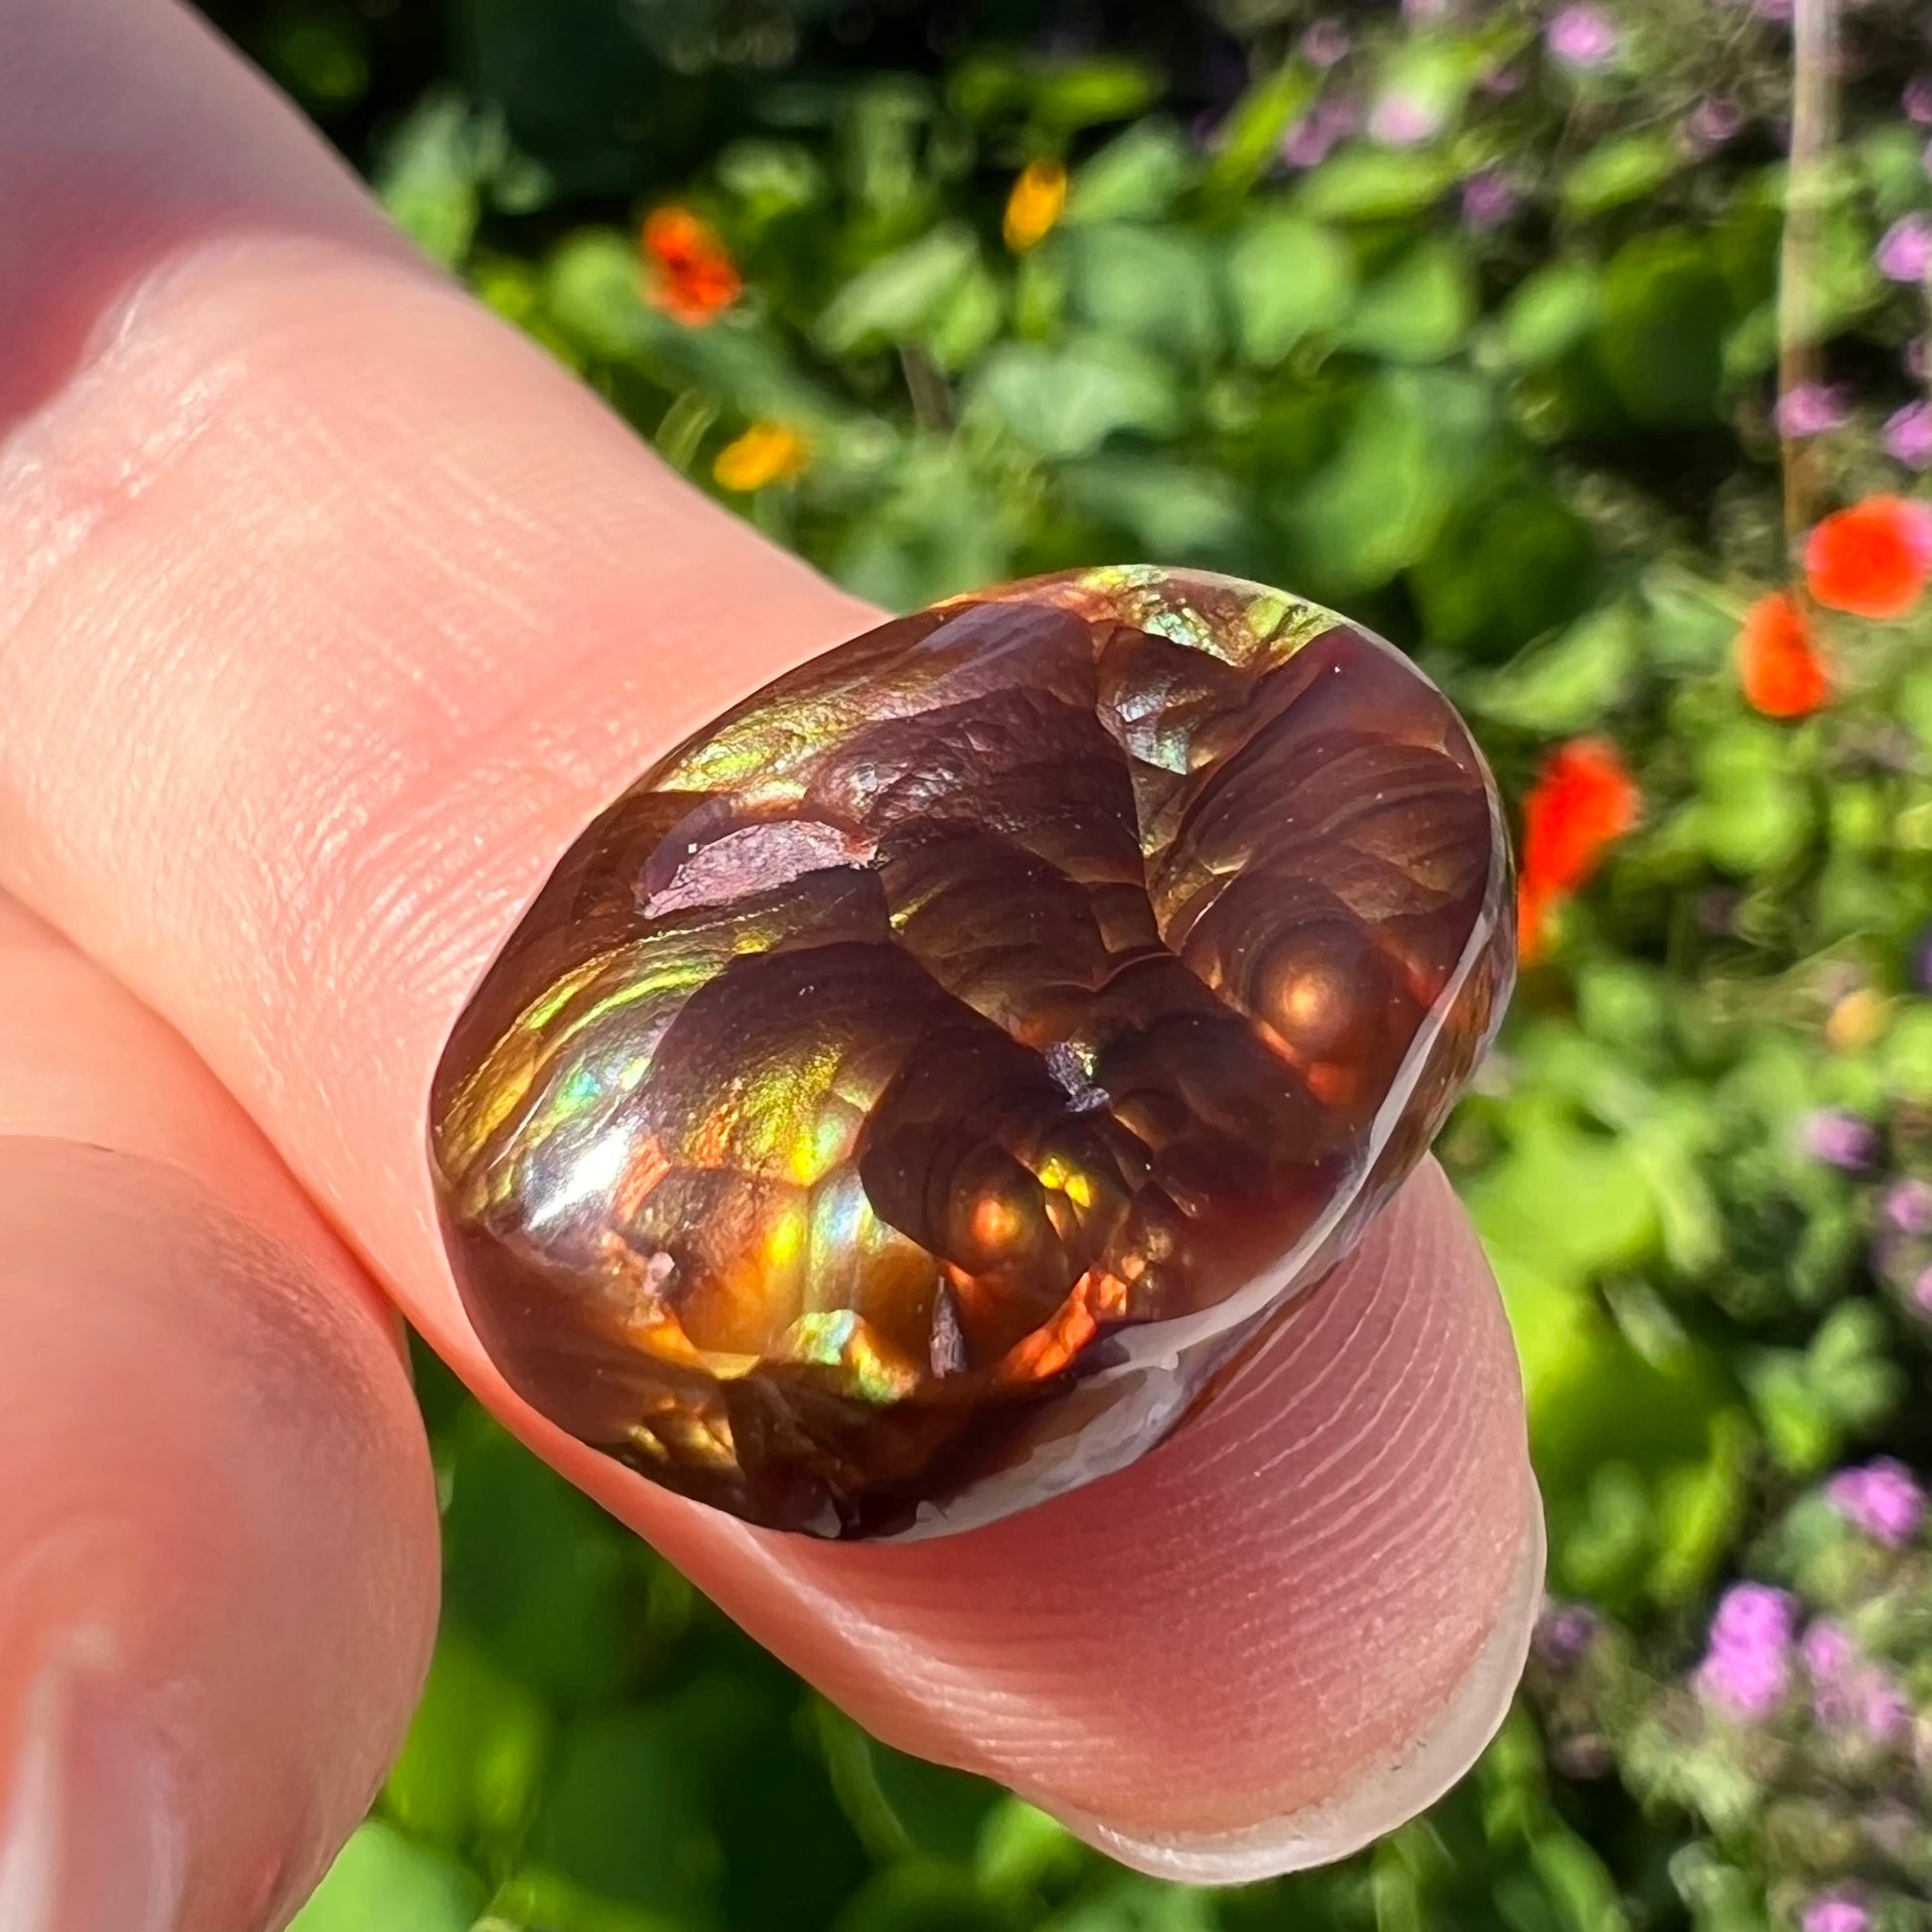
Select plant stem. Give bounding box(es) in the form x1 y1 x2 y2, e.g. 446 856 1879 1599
1778 0 1838 563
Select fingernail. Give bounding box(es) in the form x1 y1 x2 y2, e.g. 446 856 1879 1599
1047 1483 1549 1884
0 1658 186 1932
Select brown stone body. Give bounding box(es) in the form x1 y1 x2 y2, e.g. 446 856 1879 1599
431 567 1513 1537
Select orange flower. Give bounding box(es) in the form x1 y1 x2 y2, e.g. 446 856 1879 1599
1804 494 1932 620
1003 159 1067 253
641 206 741 327
1736 591 1830 718
1516 737 1639 963
714 421 807 491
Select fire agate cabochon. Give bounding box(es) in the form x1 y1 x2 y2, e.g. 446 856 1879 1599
431 567 1513 1538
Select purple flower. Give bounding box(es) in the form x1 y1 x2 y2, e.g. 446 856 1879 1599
1402 0 1451 20
1802 1617 1855 1684
1480 62 1526 96
1882 1176 1932 1233
1915 1265 1932 1314
1803 1898 1870 1932
1805 1619 1914 1744
1301 18 1351 68
1861 1675 1912 1744
1368 91 1444 147
1460 169 1519 230
1906 74 1932 125
1827 1458 1926 1547
1685 96 1744 153
1886 401 1932 471
1535 1599 1602 1667
1281 97 1359 169
1712 1581 1799 1646
1695 1583 1798 1720
1775 383 1850 437
1547 4 1619 69
1802 1109 1878 1170
1878 214 1932 284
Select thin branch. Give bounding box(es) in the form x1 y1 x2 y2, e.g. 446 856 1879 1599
1776 0 1838 562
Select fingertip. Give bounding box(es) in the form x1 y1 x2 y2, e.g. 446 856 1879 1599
1050 1481 1546 1882
0 1141 441 1931
589 1161 1540 1881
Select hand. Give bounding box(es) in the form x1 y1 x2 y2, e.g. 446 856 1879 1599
0 1 1542 1925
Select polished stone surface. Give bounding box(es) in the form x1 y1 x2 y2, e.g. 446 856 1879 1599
430 567 1513 1537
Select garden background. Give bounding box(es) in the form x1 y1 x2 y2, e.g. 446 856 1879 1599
194 0 1932 1925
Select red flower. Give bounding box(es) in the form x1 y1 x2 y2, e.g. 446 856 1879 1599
641 207 741 327
1804 495 1932 620
1737 591 1830 718
1516 737 1639 963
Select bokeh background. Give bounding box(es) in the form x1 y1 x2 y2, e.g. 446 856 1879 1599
188 0 1932 1925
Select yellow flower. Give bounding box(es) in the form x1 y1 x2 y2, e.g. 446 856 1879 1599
1826 987 1890 1053
1003 159 1067 253
713 422 807 492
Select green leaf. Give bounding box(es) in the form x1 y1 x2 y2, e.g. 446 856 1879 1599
288 1824 480 1932
1297 146 1453 221
975 1800 1085 1899
1689 722 1817 876
439 1409 653 1706
1494 260 1602 369
527 1706 722 1918
835 1864 1012 1932
715 138 826 220
1467 1118 1662 1287
1223 209 1355 363
968 335 1183 460
1650 1409 1752 1606
1879 1007 1932 1100
1743 1350 1839 1474
926 260 1005 372
1203 61 1316 206
1062 223 1221 362
1065 119 1196 222
383 1628 550 1854
1857 122 1932 219
1560 128 1684 215
816 1705 1003 1867
1338 235 1475 362
1034 58 1161 129
375 91 490 266
1414 491 1600 660
1283 367 1497 594
1464 600 1637 731
1594 231 1731 425
483 1868 683 1932
1639 573 1739 672
1058 458 1254 561
815 225 980 354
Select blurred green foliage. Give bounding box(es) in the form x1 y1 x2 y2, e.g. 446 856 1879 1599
190 0 1932 1925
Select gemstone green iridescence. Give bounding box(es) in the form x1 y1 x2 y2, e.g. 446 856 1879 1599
430 567 1513 1538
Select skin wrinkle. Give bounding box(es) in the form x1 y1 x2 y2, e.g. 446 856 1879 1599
1299 1294 1462 1558
0 0 1539 1860
731 1173 1526 1837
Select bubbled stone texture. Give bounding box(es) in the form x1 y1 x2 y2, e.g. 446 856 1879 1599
430 567 1513 1538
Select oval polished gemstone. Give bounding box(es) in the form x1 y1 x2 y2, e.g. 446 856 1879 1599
430 567 1513 1538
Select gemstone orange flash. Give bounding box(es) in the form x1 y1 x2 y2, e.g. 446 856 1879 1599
430 568 1514 1537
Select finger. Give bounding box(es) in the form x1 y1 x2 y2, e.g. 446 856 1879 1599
0 0 1541 1872
759 1160 1542 1878
0 898 442 1930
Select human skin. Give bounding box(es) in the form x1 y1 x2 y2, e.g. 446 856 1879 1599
0 1 1543 1926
